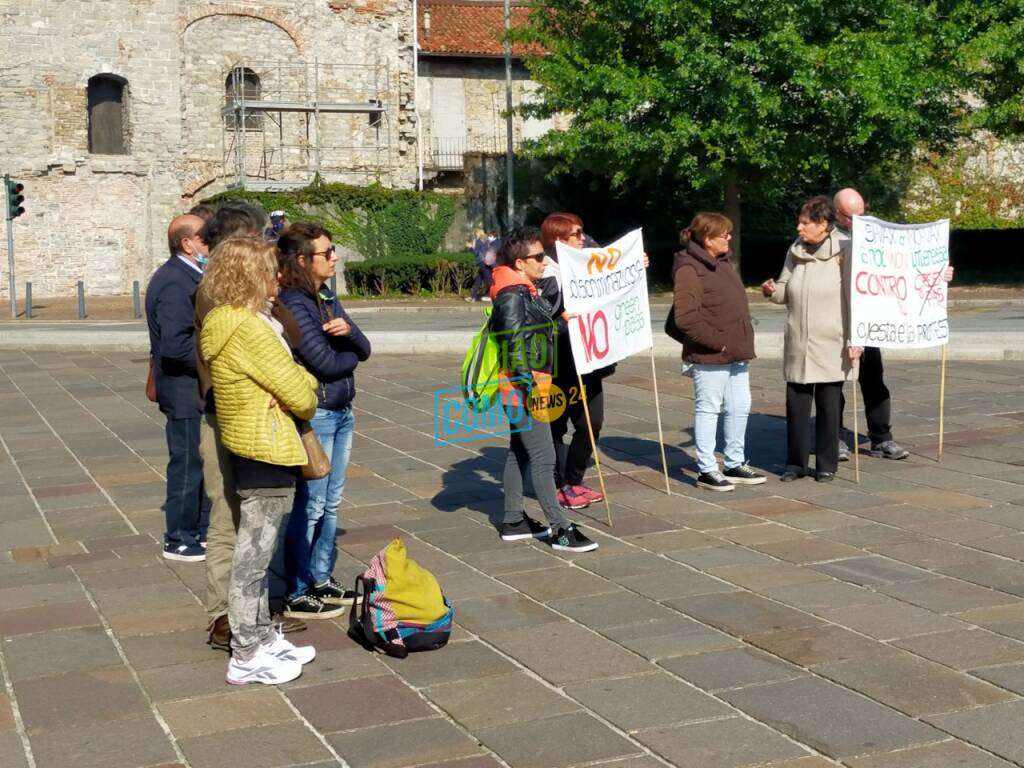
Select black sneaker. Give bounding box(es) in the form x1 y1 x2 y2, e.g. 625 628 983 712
697 471 735 492
311 577 358 606
723 464 767 485
162 543 206 562
550 524 598 553
500 515 552 541
283 593 345 620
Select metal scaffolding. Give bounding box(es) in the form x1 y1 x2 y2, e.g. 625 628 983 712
221 58 393 191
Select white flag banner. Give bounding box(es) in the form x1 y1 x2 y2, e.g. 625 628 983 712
849 216 950 349
557 228 652 375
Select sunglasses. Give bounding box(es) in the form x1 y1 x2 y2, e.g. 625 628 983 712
311 245 336 258
523 250 546 261
570 228 584 238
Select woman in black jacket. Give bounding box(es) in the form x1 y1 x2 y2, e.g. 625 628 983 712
490 226 597 553
276 223 372 619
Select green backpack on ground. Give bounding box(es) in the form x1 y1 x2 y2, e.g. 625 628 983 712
460 308 502 412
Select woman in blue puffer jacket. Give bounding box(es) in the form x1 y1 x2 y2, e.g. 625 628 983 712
276 223 371 620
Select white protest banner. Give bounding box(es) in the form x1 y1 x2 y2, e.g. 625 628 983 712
849 216 950 349
557 228 652 375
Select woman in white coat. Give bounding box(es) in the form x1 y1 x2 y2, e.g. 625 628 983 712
762 196 862 482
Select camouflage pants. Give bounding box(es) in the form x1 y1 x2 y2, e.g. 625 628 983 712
228 486 294 661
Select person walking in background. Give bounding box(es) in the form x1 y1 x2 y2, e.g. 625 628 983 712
762 196 861 482
277 223 371 620
199 237 319 685
195 203 307 651
145 213 210 562
671 213 764 492
490 226 598 553
467 227 495 303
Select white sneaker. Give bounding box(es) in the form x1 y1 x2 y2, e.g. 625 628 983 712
264 626 315 665
226 645 303 686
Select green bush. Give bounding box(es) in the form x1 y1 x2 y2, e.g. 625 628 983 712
346 253 477 296
203 182 457 260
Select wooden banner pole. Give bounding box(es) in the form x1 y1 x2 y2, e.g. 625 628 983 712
649 349 671 495
852 377 861 483
938 345 947 462
577 372 612 527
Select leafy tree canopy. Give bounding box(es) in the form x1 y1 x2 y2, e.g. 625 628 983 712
515 0 971 255
955 0 1024 135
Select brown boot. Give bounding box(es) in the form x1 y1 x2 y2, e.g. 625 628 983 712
272 613 307 634
207 615 231 652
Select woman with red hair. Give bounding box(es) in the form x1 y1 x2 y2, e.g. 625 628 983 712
537 212 611 512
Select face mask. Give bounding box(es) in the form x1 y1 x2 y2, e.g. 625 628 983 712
195 253 209 269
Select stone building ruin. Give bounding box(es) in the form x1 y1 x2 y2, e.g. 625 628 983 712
0 0 419 298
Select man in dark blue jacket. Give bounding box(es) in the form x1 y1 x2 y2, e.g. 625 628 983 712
145 213 210 562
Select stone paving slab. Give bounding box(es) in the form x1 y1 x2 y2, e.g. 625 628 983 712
4 352 1024 767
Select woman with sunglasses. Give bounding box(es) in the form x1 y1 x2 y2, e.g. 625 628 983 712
276 223 371 619
490 226 598 553
537 212 610 512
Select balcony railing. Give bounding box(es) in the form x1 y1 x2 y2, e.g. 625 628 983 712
431 136 520 171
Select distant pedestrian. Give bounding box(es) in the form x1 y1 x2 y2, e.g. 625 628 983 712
490 226 598 553
199 237 319 686
762 196 861 482
277 223 371 620
467 228 495 302
145 214 210 562
671 213 764 491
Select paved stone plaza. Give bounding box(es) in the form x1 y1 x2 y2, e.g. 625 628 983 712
2 350 1024 768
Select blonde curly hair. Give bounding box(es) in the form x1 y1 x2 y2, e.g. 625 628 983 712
201 237 278 313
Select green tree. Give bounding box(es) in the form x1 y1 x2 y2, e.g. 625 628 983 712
515 0 967 269
956 0 1024 136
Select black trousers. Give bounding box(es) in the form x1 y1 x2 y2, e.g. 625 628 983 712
786 381 843 475
840 346 892 445
551 372 604 487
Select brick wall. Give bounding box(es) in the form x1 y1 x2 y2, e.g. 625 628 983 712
0 0 416 298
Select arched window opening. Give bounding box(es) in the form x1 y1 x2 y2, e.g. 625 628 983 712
88 75 129 155
225 68 262 130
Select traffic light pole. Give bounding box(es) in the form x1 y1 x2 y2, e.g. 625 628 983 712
5 205 14 319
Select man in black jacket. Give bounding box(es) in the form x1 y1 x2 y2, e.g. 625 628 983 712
145 213 210 561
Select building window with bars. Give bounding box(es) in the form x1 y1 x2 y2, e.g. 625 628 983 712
87 75 129 155
224 68 263 130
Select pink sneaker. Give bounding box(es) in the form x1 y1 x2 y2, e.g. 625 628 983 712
571 484 604 503
557 485 590 510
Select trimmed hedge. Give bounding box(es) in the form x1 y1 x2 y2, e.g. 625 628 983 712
346 252 478 296
203 182 457 260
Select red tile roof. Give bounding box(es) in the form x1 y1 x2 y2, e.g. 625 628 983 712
417 0 546 58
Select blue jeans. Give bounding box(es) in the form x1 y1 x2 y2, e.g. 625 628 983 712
163 416 209 547
286 406 354 600
691 362 751 474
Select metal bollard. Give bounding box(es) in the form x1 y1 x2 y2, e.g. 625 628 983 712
24 282 31 319
132 280 141 319
77 281 85 319
330 275 337 295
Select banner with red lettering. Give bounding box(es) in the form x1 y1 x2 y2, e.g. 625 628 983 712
850 216 950 349
557 228 652 375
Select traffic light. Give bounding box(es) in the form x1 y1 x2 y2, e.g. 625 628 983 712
4 175 25 220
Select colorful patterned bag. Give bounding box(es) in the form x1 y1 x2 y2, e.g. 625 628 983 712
348 538 453 658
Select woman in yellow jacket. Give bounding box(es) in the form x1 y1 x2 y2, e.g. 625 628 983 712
199 238 319 686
